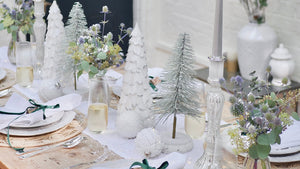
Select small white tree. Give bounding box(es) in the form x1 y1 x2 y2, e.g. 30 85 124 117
154 33 201 139
65 2 87 43
116 24 153 138
42 0 71 86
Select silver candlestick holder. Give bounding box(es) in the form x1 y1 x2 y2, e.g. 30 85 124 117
33 0 46 79
194 0 224 167
194 57 225 169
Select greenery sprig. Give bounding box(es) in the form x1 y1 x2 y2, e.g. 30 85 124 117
240 0 268 24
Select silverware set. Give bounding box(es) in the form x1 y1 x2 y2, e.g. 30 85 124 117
17 135 84 159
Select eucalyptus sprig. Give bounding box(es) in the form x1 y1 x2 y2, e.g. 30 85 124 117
221 72 300 160
240 0 268 24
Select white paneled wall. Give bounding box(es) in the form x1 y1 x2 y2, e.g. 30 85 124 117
135 0 300 82
1 1 300 81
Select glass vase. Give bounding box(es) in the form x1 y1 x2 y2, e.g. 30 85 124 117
7 32 20 65
185 114 206 139
243 155 271 169
87 74 109 133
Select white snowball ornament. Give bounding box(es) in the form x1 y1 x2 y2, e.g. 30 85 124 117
116 111 143 139
136 128 163 158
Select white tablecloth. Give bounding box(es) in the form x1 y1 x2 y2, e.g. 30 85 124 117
0 46 204 169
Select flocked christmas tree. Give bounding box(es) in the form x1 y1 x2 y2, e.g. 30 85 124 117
116 24 153 138
154 33 201 139
42 0 71 87
65 2 87 43
64 2 87 90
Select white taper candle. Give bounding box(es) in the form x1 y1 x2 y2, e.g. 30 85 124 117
212 0 223 57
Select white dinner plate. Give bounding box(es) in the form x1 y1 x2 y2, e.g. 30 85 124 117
0 68 6 81
221 127 300 163
9 111 65 128
269 152 300 163
270 145 300 156
0 111 76 136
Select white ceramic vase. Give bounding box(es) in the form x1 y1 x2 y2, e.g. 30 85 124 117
237 22 277 80
269 44 295 86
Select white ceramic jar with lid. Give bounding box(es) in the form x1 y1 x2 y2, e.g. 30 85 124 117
269 44 294 86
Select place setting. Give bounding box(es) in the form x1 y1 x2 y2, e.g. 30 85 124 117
0 90 123 168
2 0 300 168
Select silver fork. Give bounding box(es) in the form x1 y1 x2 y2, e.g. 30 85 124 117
19 135 84 159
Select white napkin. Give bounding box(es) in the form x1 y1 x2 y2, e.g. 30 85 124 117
0 93 82 129
149 152 186 169
106 69 123 81
148 67 164 78
271 118 300 150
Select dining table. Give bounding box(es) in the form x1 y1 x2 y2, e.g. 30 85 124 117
0 46 206 169
0 46 300 169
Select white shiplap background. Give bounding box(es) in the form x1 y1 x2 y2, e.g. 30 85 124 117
1 0 300 81
134 0 300 82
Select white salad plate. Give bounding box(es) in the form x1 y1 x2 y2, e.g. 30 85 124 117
10 111 65 128
0 68 6 81
0 111 76 136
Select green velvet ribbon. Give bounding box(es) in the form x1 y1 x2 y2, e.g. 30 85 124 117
0 99 60 152
149 76 158 91
129 159 169 169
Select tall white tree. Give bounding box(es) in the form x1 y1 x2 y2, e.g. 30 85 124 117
65 2 87 43
42 0 71 86
154 33 201 139
64 2 87 90
116 24 153 138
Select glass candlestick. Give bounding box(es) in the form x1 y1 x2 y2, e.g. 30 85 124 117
194 59 225 169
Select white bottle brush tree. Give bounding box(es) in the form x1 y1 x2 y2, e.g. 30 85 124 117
116 24 153 138
43 0 70 87
154 33 201 139
65 2 87 90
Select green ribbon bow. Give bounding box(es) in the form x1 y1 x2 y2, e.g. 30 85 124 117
129 159 169 169
0 99 60 152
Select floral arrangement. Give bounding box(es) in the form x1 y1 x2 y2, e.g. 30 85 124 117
67 6 132 78
240 0 267 24
0 0 35 41
220 73 300 160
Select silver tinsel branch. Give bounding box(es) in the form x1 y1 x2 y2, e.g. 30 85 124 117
154 33 201 138
65 2 87 43
64 2 87 89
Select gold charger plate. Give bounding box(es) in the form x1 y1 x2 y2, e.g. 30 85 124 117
0 69 15 91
